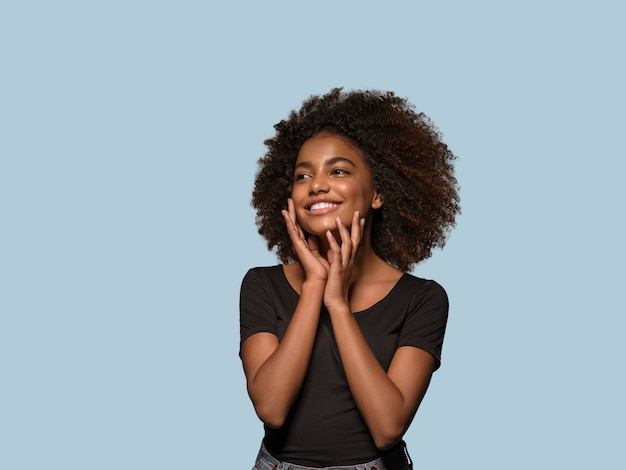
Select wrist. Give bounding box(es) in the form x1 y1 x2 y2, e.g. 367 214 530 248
325 300 351 316
301 278 326 292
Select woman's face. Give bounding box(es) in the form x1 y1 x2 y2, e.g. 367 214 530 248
291 133 382 236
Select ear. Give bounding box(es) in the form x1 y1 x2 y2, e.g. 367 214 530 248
371 191 383 209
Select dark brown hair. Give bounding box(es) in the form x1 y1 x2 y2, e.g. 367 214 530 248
252 88 460 271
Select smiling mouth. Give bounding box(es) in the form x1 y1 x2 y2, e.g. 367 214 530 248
308 202 340 212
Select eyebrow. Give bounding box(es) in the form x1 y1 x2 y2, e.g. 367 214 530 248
295 157 357 169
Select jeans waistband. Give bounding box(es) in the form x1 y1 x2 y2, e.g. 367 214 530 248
254 441 412 470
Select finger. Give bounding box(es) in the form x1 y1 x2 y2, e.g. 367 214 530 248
335 217 354 266
325 229 342 262
283 214 308 258
326 247 334 266
286 199 296 227
350 211 362 246
282 209 294 231
308 235 329 269
282 208 299 239
308 234 322 256
284 198 306 240
290 199 308 240
287 198 298 224
284 198 296 223
348 212 363 263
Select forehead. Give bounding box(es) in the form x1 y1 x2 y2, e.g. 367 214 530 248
296 133 366 165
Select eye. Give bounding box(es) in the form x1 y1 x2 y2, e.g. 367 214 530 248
331 167 350 176
294 172 311 181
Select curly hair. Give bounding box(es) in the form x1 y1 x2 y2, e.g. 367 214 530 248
252 87 460 272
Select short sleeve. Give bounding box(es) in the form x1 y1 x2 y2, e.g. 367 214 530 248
239 268 279 354
397 280 449 370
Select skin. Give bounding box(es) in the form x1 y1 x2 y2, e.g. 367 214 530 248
241 133 436 450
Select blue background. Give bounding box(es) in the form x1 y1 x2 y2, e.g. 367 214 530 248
1 1 624 469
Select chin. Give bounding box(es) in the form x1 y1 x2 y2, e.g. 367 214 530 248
304 227 334 237
301 221 336 235
299 211 356 235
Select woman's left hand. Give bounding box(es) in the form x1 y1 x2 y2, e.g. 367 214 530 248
322 211 365 310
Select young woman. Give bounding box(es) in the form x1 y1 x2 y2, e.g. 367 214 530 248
240 88 460 470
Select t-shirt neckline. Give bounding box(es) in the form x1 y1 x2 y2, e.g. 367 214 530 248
277 264 408 315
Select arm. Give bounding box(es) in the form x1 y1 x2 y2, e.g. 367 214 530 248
241 199 329 428
323 214 440 449
241 278 325 428
327 308 435 449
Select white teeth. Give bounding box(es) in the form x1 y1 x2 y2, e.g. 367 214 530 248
309 202 338 211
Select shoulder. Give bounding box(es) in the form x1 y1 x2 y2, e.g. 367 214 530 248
242 264 284 283
364 272 448 322
240 265 286 316
400 272 448 297
240 265 291 299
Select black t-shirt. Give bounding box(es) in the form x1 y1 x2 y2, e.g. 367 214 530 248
239 265 448 467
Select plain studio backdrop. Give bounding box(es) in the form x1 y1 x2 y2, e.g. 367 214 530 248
1 1 624 469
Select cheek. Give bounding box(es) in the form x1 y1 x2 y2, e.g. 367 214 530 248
290 184 305 200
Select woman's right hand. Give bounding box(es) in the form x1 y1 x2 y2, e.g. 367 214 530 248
282 198 329 283
242 199 328 427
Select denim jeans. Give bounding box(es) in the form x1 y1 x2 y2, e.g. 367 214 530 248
252 441 413 470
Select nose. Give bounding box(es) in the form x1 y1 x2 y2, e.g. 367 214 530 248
309 174 329 194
